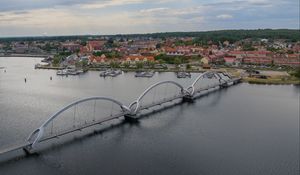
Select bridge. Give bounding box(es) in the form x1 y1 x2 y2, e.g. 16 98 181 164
0 71 241 156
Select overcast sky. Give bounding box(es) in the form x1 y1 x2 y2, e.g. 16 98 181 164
0 0 298 37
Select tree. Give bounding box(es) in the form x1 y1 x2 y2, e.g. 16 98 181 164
52 56 61 66
292 68 300 78
123 62 130 68
174 57 182 66
136 62 144 69
243 43 256 51
156 43 161 49
110 61 120 68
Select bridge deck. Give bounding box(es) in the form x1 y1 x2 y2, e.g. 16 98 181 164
139 94 184 111
0 143 30 155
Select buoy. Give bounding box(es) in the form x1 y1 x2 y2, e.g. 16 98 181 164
50 76 52 80
24 77 27 83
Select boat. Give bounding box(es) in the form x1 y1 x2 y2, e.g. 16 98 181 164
100 69 122 77
99 71 108 77
109 70 122 77
67 69 79 75
176 72 191 78
205 72 215 79
76 69 84 74
56 68 84 76
135 71 155 78
56 69 68 76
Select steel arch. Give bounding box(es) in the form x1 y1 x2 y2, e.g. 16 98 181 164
27 97 130 149
187 71 229 96
128 81 188 114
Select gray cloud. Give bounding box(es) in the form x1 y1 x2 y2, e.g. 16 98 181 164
0 0 101 12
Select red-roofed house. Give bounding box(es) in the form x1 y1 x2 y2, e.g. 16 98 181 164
89 54 107 64
273 54 300 66
123 55 155 64
87 41 106 52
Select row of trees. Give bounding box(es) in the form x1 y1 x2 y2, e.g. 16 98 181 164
1 29 298 43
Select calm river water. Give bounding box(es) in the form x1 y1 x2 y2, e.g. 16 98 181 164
0 57 299 175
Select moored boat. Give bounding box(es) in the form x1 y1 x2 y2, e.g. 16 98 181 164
100 69 122 77
135 71 155 78
176 72 191 78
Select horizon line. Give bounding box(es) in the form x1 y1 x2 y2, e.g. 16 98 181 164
0 28 298 39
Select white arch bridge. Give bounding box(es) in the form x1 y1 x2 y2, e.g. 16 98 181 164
0 71 241 155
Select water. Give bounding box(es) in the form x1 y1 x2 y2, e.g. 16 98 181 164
0 57 299 175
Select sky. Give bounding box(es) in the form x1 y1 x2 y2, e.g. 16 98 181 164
0 0 299 37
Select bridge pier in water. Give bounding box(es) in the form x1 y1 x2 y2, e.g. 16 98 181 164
124 114 139 123
182 95 194 103
219 82 229 89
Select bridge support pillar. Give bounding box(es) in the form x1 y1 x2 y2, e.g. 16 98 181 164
233 78 241 84
219 82 229 89
182 95 194 103
23 145 33 155
124 114 139 123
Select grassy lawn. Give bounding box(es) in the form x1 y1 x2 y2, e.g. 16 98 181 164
243 76 300 85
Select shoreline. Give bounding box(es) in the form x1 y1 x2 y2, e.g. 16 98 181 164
242 77 300 85
0 54 51 58
33 66 300 85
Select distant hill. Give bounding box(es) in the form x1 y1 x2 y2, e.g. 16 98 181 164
0 29 299 42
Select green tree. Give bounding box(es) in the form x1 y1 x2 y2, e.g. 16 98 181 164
174 57 182 66
136 62 144 69
123 62 130 68
110 61 120 68
292 69 300 78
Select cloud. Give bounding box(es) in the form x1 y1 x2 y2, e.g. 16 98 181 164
140 7 169 13
80 0 144 9
216 14 233 19
0 0 298 36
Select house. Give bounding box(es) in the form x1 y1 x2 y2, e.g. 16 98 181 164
200 57 209 65
62 43 81 52
224 56 241 66
87 41 106 52
79 46 89 55
123 55 155 64
273 54 300 67
62 54 79 66
224 56 236 64
89 54 107 64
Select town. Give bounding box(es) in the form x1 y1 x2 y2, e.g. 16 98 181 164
1 29 299 83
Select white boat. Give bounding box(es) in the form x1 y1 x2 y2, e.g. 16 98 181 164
176 72 191 78
135 71 155 78
67 69 79 75
56 69 68 76
100 69 122 77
